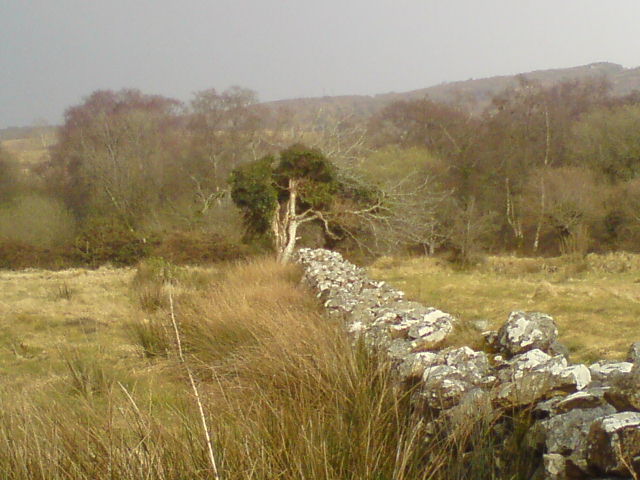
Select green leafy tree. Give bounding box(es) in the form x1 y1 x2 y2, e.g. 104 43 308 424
230 144 340 263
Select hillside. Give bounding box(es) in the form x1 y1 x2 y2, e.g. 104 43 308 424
3 62 640 139
0 125 55 164
264 61 640 119
3 61 640 162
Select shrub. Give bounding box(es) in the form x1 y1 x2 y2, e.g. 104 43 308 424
0 194 76 249
0 240 77 270
0 241 44 269
73 217 153 267
152 230 247 265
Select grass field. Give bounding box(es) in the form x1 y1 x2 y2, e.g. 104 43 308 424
1 259 469 479
0 266 136 392
1 137 52 165
4 253 627 478
369 253 640 363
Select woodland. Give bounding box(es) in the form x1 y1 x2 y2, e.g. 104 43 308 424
2 76 640 268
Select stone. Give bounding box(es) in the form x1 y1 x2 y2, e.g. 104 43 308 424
495 311 559 356
417 347 492 410
497 349 565 382
385 339 414 361
406 309 456 349
604 364 640 412
558 364 591 392
482 330 500 352
494 373 561 407
554 388 611 413
533 396 564 420
548 340 571 359
470 318 490 331
534 388 611 419
494 350 588 407
627 342 640 364
396 351 438 380
586 412 640 476
543 453 566 480
492 354 506 366
419 364 472 409
589 361 634 384
373 306 456 352
441 346 491 382
540 405 616 474
347 321 366 334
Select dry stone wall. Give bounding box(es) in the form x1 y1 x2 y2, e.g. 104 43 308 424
297 248 640 480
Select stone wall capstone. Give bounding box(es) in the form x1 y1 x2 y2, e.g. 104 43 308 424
297 248 640 480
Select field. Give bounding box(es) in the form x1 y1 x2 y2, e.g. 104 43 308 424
1 135 53 165
369 253 640 363
0 266 135 391
1 253 636 478
0 259 445 480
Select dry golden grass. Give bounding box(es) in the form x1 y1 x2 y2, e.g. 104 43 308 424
369 254 640 362
0 266 137 391
1 138 50 165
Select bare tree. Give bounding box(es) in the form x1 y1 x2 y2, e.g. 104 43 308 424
187 87 263 211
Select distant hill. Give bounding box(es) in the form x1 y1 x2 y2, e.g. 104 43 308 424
3 62 640 137
0 126 56 165
263 62 640 120
0 126 46 141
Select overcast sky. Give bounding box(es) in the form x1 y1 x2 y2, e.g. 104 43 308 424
1 0 640 128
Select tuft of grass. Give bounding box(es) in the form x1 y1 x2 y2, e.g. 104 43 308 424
63 349 115 399
136 284 168 312
128 315 172 358
55 282 73 300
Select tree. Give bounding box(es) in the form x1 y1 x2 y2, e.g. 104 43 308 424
521 166 606 253
569 104 640 181
230 144 340 263
230 143 450 262
368 97 474 155
355 146 452 255
606 178 640 250
48 89 184 228
475 77 611 251
186 87 263 215
448 197 498 265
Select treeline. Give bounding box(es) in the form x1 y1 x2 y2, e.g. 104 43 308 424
0 88 268 267
365 77 640 259
1 77 639 268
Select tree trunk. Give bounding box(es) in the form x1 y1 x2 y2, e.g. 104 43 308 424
274 179 299 264
533 108 551 253
505 177 524 251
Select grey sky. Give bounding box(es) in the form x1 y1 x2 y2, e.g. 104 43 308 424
1 0 640 128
